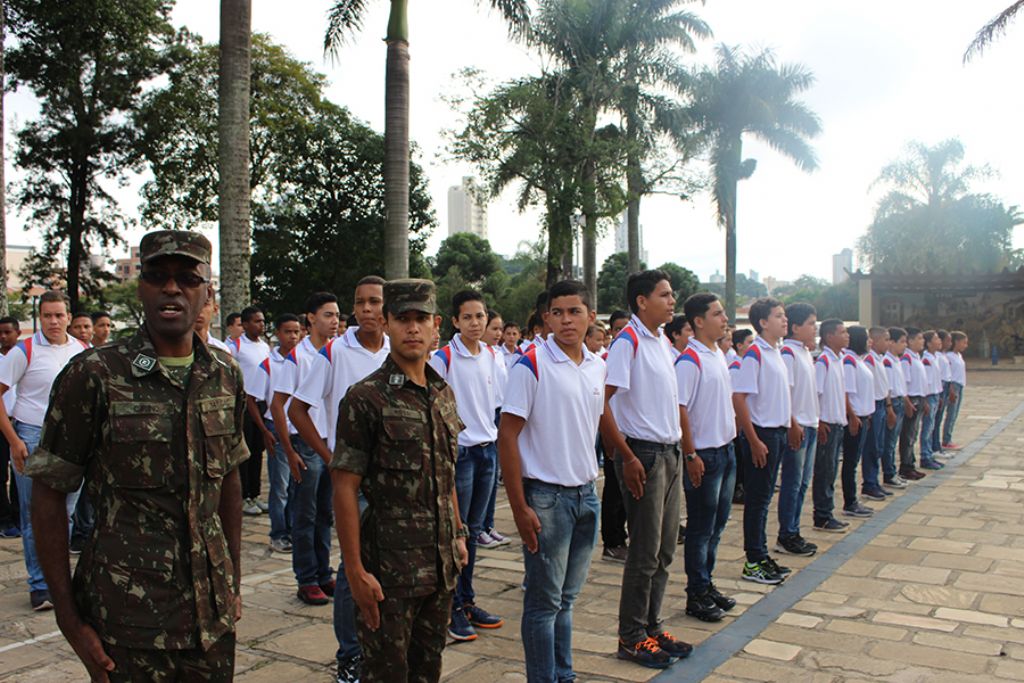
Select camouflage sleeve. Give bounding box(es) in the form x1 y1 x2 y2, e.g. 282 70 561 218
225 360 250 471
331 385 377 476
24 359 104 493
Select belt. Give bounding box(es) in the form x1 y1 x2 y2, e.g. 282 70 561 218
624 437 678 450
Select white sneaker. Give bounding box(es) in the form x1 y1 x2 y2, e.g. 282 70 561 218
883 476 908 489
476 531 501 549
242 499 262 516
487 528 512 547
255 499 270 512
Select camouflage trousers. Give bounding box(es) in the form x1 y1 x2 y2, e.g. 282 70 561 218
105 632 235 682
358 588 453 683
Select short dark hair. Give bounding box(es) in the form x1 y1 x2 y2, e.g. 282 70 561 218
922 329 936 345
869 326 888 339
0 316 20 329
304 291 338 315
90 311 111 324
71 311 92 323
785 302 816 338
626 269 670 314
452 289 485 318
609 309 630 327
586 324 603 338
527 311 544 332
548 279 593 311
665 314 691 341
39 290 70 312
355 275 386 289
848 325 868 355
681 292 717 329
951 330 967 344
888 327 907 343
748 297 783 334
535 290 550 314
732 328 753 347
936 328 949 342
275 313 301 328
226 312 241 326
487 309 502 324
241 305 264 323
502 321 520 332
905 326 922 339
819 318 844 344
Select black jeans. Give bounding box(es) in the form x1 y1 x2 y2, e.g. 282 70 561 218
601 452 627 548
241 401 267 500
812 422 844 524
739 426 786 563
842 417 871 510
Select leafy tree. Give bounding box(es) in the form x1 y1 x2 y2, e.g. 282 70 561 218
598 252 646 312
6 0 176 310
657 262 700 307
691 45 821 322
775 275 856 321
965 1 1024 61
432 233 501 284
703 272 767 302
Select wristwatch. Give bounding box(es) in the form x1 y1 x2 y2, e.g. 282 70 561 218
685 452 697 463
456 527 470 539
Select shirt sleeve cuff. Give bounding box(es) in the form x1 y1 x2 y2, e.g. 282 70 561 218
501 405 529 419
23 448 85 494
330 445 368 475
225 440 250 471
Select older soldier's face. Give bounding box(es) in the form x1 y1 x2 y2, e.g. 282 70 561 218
138 256 210 342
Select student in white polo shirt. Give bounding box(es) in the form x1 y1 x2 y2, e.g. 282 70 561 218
429 289 506 641
194 291 231 354
676 293 737 624
811 319 853 533
840 327 876 519
931 329 952 457
918 330 944 471
601 269 691 669
898 327 929 480
0 290 87 610
941 331 968 450
499 321 523 370
861 327 897 502
227 306 271 515
499 279 606 683
776 303 820 557
733 298 793 586
883 328 911 489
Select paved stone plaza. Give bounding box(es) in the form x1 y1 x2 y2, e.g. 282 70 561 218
2 367 1024 682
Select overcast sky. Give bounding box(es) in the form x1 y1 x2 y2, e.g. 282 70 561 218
6 0 1024 283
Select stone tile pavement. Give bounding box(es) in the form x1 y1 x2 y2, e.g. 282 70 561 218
2 370 1023 682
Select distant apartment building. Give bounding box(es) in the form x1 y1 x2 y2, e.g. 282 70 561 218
749 269 760 283
114 246 142 281
614 212 648 264
833 248 853 284
447 176 488 239
5 244 35 292
709 269 725 284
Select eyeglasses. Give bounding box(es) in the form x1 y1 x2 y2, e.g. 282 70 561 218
139 270 210 289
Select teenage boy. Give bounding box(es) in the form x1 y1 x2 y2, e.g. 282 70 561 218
600 309 632 562
730 329 753 369
608 309 630 340
677 293 737 623
68 312 94 346
666 315 692 359
812 319 853 533
918 330 944 471
942 332 968 450
841 327 876 518
717 328 734 359
0 291 88 609
500 280 609 681
429 289 506 641
0 317 20 538
224 312 243 343
861 328 897 501
881 328 911 490
729 327 754 504
500 322 522 370
90 311 113 347
195 292 231 354
228 306 271 515
281 292 340 606
733 298 793 584
899 328 928 480
931 330 952 457
601 270 691 669
585 324 606 355
776 303 820 557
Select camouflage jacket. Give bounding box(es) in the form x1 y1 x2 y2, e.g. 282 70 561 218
25 326 249 651
332 355 463 598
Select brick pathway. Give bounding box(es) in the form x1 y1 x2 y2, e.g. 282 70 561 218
2 369 1022 681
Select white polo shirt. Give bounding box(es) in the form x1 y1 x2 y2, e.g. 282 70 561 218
294 327 391 451
228 334 270 400
936 350 952 383
781 339 819 429
502 341 604 487
725 348 739 366
842 351 874 418
206 332 230 354
921 351 942 396
429 333 503 447
0 354 16 415
269 346 301 434
605 316 681 444
947 351 966 386
500 343 523 371
676 339 736 450
0 332 89 427
865 350 890 402
884 351 907 398
291 337 330 439
815 346 847 426
901 350 928 398
733 335 791 429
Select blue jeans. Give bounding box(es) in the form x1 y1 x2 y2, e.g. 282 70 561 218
290 437 333 587
862 400 887 491
483 409 501 531
812 422 844 524
739 426 786 563
932 382 950 452
777 426 817 539
264 420 293 543
942 382 964 445
683 444 736 595
521 479 599 683
920 394 940 462
334 491 367 662
453 442 498 610
882 399 905 480
14 421 80 592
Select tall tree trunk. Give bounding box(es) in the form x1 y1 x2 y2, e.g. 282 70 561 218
545 199 573 289
218 0 252 328
625 73 642 275
0 4 7 317
582 158 598 307
723 140 742 324
67 164 86 312
383 0 410 278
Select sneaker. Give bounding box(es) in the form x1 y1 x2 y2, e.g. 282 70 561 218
776 535 816 557
448 608 478 641
653 631 693 659
901 467 926 480
765 556 792 578
677 524 686 545
69 537 85 555
861 487 888 501
296 585 329 605
942 442 962 451
0 526 20 538
733 482 745 505
476 530 501 549
814 518 848 533
487 528 511 546
320 579 336 598
30 590 53 611
336 655 361 683
685 591 725 622
883 476 908 489
842 503 874 518
616 636 672 669
707 583 737 611
242 499 262 516
920 459 943 470
270 538 293 553
602 545 628 563
255 499 270 512
794 535 818 554
741 560 785 585
465 603 503 629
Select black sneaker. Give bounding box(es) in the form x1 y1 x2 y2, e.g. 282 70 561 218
30 590 53 611
707 582 736 611
677 524 686 545
69 537 85 555
842 503 874 518
860 487 887 501
617 636 672 669
741 560 785 585
814 518 848 533
685 591 725 622
794 535 818 554
775 535 816 556
336 655 361 683
602 545 628 563
765 556 792 578
653 631 693 659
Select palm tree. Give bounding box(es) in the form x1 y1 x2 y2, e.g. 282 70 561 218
965 1 1024 62
218 0 252 328
692 45 821 322
325 0 530 279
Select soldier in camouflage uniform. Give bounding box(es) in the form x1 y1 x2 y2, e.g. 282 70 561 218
27 230 248 682
331 278 469 683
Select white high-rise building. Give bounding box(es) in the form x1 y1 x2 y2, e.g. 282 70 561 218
614 212 647 264
833 248 853 284
709 270 725 284
447 176 488 239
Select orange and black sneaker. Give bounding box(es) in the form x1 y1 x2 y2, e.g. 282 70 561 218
654 631 693 659
616 636 672 669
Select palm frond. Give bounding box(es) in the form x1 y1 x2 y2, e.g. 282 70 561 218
481 0 532 39
964 0 1024 62
324 0 370 60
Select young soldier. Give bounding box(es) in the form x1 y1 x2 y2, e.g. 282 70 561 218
69 312 94 346
0 317 20 538
332 279 468 683
882 328 911 489
861 328 897 501
29 231 246 680
840 327 876 518
918 330 944 471
603 270 691 668
942 332 968 450
228 306 270 516
812 319 853 533
500 280 608 681
776 303 820 557
931 330 952 457
429 289 506 641
899 328 928 480
90 312 113 347
733 298 793 585
677 293 737 623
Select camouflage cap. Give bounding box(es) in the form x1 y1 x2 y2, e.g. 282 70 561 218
139 230 212 266
384 278 437 316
